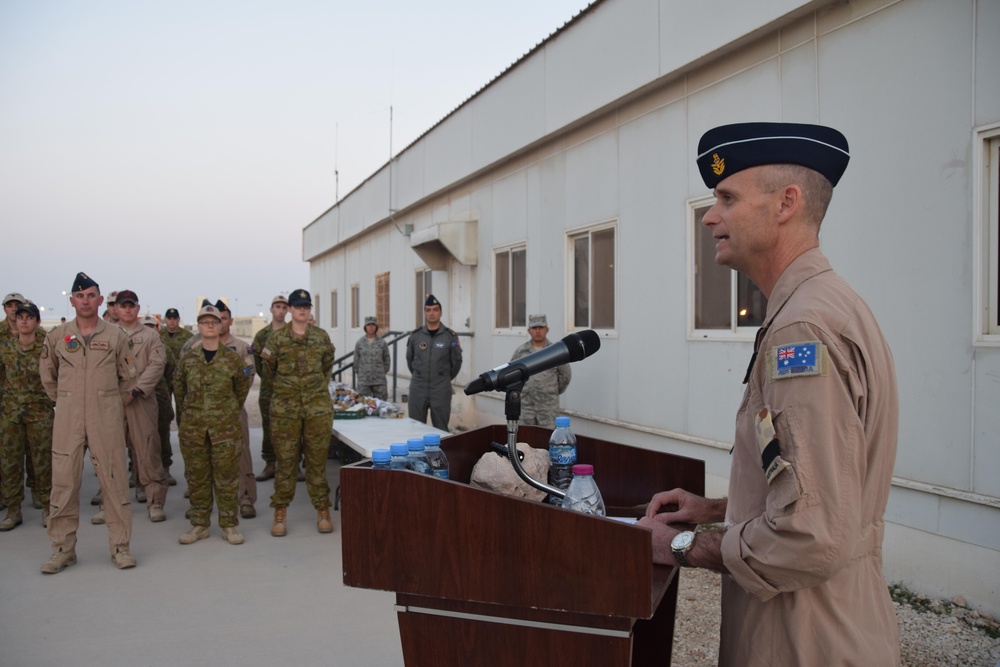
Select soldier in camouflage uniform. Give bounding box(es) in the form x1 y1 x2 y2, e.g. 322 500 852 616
353 315 391 400
510 314 572 428
174 304 251 546
1 293 28 511
0 302 53 530
152 328 177 484
159 308 192 477
260 289 335 537
251 294 288 481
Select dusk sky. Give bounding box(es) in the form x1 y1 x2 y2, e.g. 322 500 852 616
1 1 591 322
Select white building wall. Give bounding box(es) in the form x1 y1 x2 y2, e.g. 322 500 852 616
304 0 1000 615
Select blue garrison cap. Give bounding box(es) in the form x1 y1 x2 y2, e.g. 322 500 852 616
697 122 850 189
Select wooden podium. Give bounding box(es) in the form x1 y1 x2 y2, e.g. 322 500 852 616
341 424 704 667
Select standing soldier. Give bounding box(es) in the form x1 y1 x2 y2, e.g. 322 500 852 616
260 289 335 537
1 292 27 509
180 300 258 518
39 272 138 573
0 301 54 530
353 316 391 400
145 315 177 485
106 291 120 325
174 304 251 545
251 295 288 481
510 314 572 428
406 294 462 431
115 291 169 523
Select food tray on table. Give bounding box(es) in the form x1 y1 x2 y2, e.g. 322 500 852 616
334 408 368 420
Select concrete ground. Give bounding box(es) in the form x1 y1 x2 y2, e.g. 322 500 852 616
0 421 405 666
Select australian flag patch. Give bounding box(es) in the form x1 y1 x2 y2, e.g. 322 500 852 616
767 341 827 380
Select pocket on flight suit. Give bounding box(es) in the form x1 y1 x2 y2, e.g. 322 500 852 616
764 406 806 518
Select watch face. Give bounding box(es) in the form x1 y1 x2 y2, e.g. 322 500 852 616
671 531 695 551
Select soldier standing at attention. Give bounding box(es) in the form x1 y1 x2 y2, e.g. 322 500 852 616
0 301 53 530
353 316 391 400
146 315 177 485
406 294 462 431
39 272 138 573
174 304 250 545
115 291 169 523
509 314 572 428
261 289 335 537
1 293 28 510
251 294 288 481
159 308 191 487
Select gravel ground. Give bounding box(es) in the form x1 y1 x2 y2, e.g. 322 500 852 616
246 373 1000 666
671 568 1000 667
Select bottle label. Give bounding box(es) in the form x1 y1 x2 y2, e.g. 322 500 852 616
550 446 576 466
431 469 449 479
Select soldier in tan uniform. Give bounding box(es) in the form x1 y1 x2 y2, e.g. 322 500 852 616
39 273 138 573
115 291 169 522
180 300 257 519
640 123 899 666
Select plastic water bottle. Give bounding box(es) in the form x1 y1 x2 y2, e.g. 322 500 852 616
423 433 449 479
389 443 410 470
547 416 577 504
407 438 432 474
561 464 606 516
371 448 391 470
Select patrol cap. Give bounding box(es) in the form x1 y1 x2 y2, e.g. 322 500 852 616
696 122 850 189
164 308 180 319
108 290 118 302
116 290 139 305
197 305 222 321
15 301 40 320
271 294 288 306
141 314 158 328
364 316 377 327
528 314 548 328
3 292 26 306
424 294 441 308
289 289 312 307
72 273 99 293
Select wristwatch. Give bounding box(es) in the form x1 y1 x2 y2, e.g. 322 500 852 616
670 530 697 567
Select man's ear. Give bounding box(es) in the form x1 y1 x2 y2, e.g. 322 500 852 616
776 183 803 224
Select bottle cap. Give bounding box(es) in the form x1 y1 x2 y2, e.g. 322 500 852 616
572 464 594 476
390 443 409 456
555 416 570 428
423 433 441 445
407 437 425 452
372 449 391 464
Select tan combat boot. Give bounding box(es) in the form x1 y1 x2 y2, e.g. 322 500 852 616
179 525 210 545
112 550 137 569
221 526 245 545
271 506 287 537
317 507 333 533
0 506 23 531
41 550 77 574
255 462 275 481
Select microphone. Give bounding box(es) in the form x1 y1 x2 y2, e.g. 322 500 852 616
464 330 601 395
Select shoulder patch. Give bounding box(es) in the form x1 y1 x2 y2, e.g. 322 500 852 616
767 341 827 380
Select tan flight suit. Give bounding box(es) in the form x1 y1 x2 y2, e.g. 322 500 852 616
182 333 256 509
40 319 137 556
719 249 900 666
120 323 169 509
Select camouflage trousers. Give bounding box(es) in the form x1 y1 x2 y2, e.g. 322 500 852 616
259 386 274 464
518 407 558 429
156 383 174 468
180 432 240 528
270 413 331 510
1 415 53 508
357 383 388 401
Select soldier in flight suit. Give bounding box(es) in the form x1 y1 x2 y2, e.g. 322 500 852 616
39 273 138 574
406 294 462 431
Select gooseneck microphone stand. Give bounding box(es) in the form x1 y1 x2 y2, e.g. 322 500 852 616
501 383 565 502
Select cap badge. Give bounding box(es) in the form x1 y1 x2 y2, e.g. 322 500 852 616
711 153 725 176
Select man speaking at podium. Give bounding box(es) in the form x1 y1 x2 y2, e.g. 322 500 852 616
639 123 899 666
